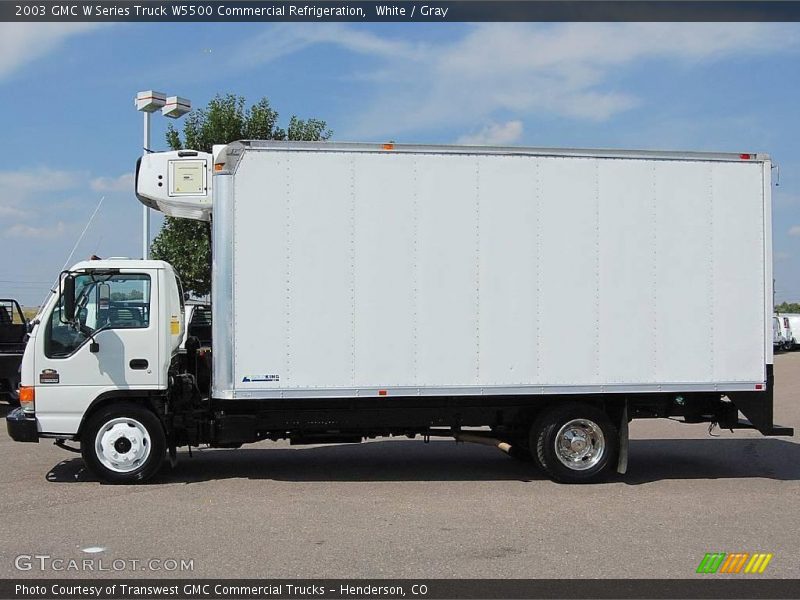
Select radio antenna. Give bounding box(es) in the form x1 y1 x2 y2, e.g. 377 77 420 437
37 196 105 315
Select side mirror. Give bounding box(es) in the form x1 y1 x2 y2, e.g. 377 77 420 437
98 282 111 309
63 276 76 322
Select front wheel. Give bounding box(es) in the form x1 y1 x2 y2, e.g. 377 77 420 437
531 402 618 484
81 402 166 484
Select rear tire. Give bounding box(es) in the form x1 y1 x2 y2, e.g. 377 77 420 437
81 402 166 484
531 402 618 484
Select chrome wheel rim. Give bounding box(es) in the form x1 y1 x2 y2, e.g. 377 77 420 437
94 417 151 473
554 418 605 471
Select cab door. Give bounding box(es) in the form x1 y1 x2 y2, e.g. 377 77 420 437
34 271 160 434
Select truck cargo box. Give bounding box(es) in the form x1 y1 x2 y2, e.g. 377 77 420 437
207 142 772 400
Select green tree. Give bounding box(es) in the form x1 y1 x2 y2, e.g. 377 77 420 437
150 94 332 296
775 301 800 313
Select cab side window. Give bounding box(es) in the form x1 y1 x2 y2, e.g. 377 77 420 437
188 305 212 346
45 274 151 358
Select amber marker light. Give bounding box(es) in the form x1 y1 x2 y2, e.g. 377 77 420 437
19 386 35 412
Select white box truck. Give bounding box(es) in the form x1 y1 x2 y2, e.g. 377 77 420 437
783 314 800 349
776 314 797 350
6 141 793 483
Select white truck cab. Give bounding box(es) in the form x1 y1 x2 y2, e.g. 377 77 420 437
773 316 785 349
8 259 185 480
777 315 796 351
779 313 800 350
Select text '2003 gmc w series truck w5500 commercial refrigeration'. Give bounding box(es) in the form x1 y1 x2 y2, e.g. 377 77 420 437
6 141 793 483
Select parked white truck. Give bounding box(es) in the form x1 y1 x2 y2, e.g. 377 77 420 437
7 141 793 483
776 314 797 350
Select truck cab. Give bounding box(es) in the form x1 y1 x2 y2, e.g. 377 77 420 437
773 316 785 350
6 259 185 481
778 315 796 351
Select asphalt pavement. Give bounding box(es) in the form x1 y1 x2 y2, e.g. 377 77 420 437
1 353 799 579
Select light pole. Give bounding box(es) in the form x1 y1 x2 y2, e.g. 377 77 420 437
135 90 192 260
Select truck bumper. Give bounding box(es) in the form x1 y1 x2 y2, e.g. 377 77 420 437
5 407 39 442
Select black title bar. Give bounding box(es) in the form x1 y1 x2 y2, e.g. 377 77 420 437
4 1 800 22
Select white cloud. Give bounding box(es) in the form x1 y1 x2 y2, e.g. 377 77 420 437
228 23 799 139
230 23 424 68
457 121 524 146
91 173 134 193
0 23 104 81
0 167 84 225
0 167 115 236
0 168 81 193
0 167 83 224
0 204 31 219
789 226 800 237
6 221 67 239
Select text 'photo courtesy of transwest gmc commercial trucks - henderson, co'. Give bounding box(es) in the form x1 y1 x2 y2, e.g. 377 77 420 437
6 141 794 484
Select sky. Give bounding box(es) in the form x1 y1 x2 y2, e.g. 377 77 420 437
0 21 799 306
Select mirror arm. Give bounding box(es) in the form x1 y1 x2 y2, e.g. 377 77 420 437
84 324 111 353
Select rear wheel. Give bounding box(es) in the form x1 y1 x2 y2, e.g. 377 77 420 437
81 402 166 484
531 402 618 483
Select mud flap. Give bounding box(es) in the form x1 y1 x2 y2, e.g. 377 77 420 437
729 364 794 436
617 401 629 474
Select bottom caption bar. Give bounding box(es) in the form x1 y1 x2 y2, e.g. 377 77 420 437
3 579 800 600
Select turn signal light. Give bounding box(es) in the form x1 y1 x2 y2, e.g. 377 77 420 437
19 386 35 411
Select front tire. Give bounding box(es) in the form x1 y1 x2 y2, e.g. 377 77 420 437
81 402 166 484
531 402 618 484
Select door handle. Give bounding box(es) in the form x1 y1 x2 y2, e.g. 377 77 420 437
129 359 149 370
